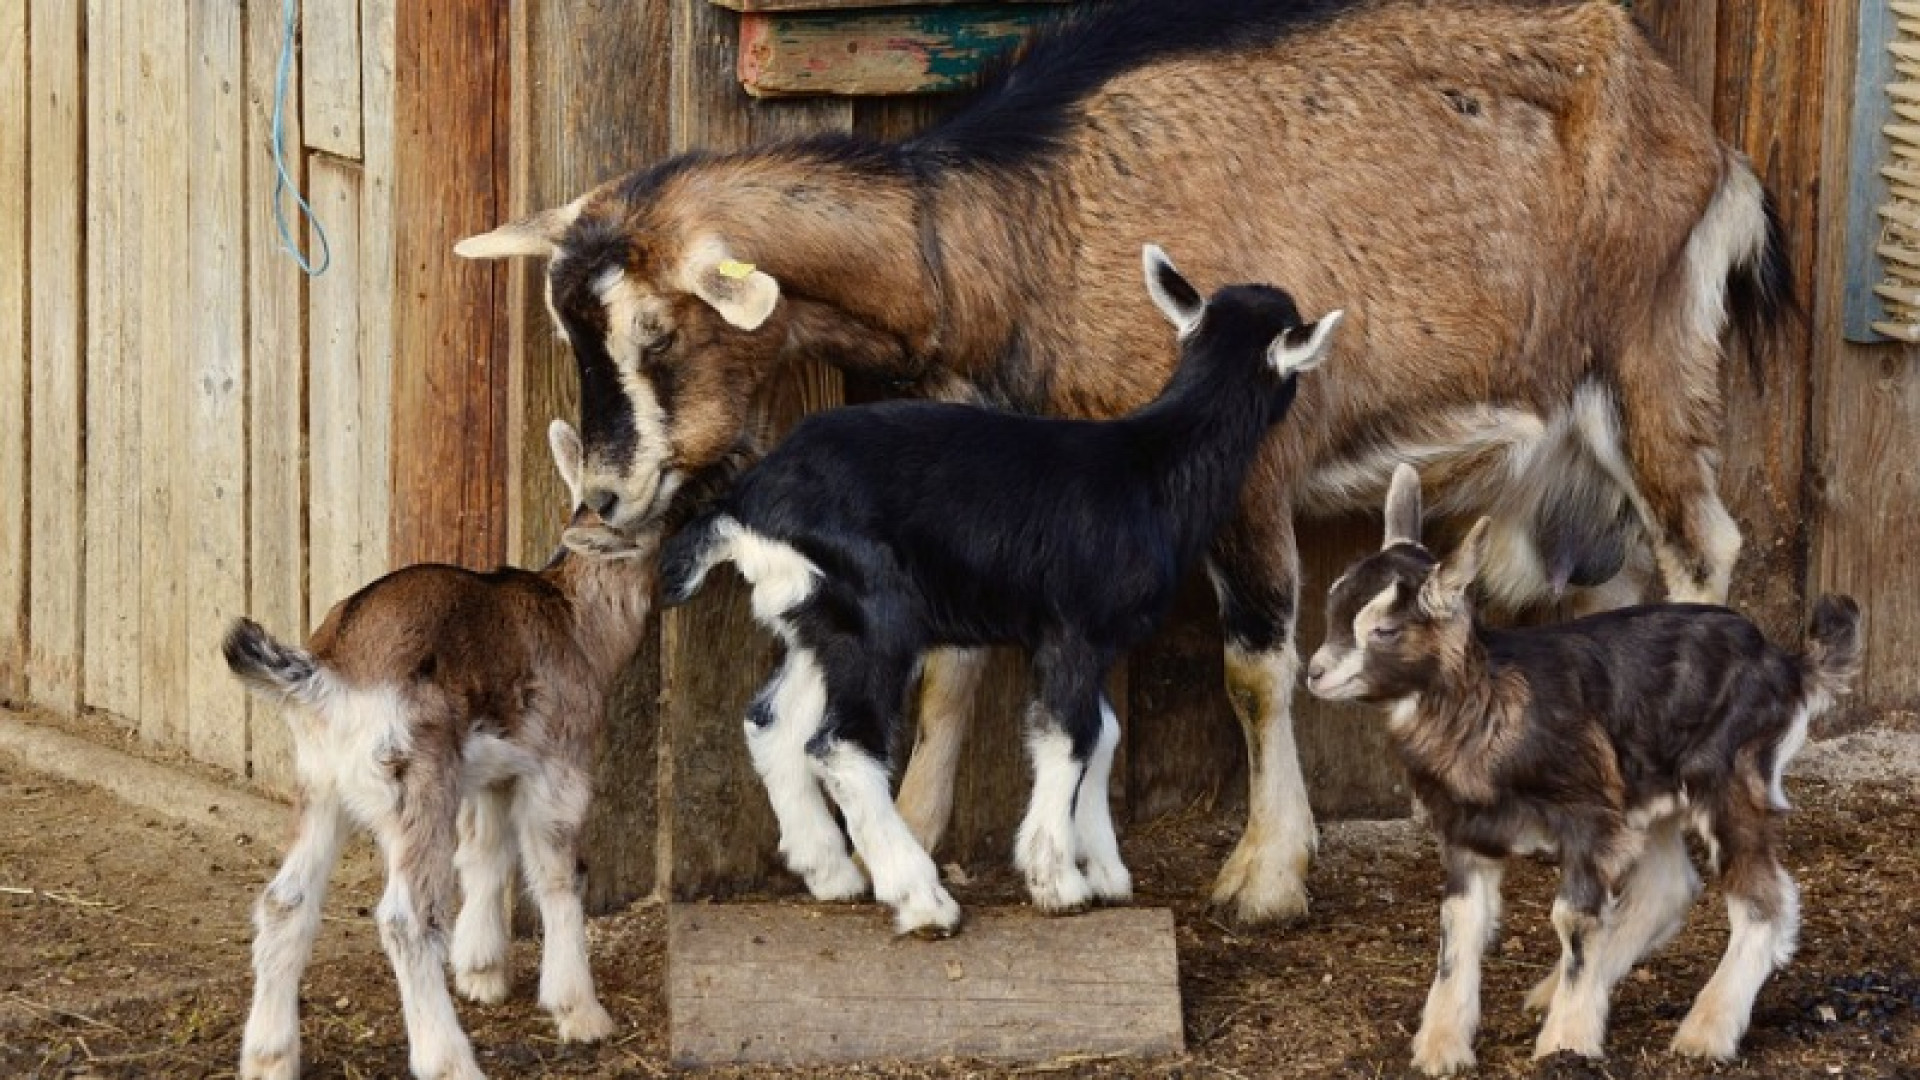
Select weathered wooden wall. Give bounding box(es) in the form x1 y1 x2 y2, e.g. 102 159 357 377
3 0 396 796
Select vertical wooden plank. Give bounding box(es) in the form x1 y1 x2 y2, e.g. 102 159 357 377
243 0 308 792
358 0 395 586
307 159 369 615
0 0 29 699
1811 0 1920 717
390 0 510 570
1631 0 1718 107
134 0 191 747
301 0 362 159
514 0 673 911
82 0 140 724
26 0 85 714
186 0 249 773
1711 0 1827 643
658 0 852 898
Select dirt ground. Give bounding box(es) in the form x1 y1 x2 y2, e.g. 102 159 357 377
2 726 1916 1079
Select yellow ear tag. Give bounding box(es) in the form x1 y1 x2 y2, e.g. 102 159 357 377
717 258 756 280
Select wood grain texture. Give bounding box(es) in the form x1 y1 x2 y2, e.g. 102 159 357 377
27 0 86 714
668 903 1183 1067
513 0 674 912
242 0 309 792
0 0 30 699
186 0 250 773
81 0 140 724
307 158 373 615
1810 0 1920 717
738 6 1065 98
390 0 510 570
660 0 852 899
356 0 395 592
301 0 363 158
715 0 1071 11
1631 0 1718 107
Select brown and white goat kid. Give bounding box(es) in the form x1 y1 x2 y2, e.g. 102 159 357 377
455 0 1796 927
1306 465 1861 1073
223 421 650 1080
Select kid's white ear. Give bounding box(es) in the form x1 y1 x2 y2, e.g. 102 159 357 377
454 197 585 260
1143 244 1204 335
1383 462 1422 550
1421 516 1490 615
682 238 781 331
549 419 584 506
1266 309 1343 375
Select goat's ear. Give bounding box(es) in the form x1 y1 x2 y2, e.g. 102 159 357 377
1143 244 1204 334
1422 516 1490 615
1267 310 1343 376
1383 462 1422 550
454 197 584 260
549 419 585 506
682 238 781 331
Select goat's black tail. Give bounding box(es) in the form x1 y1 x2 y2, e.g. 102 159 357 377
222 618 329 706
659 510 728 608
1803 594 1864 699
1727 187 1801 387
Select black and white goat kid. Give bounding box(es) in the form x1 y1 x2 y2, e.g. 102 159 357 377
1306 464 1862 1073
661 247 1341 934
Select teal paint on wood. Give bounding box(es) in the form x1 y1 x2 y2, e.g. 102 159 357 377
738 4 1075 97
1845 0 1896 342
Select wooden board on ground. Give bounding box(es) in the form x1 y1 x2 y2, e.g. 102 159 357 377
668 903 1183 1067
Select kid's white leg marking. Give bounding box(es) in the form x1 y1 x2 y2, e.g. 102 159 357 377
451 786 517 1005
1673 869 1798 1060
1769 696 1820 811
816 742 958 936
241 799 348 1080
1534 899 1610 1060
1529 819 1699 1014
747 648 867 900
1411 859 1502 1077
1016 717 1094 914
713 519 821 626
897 646 989 854
1074 699 1131 902
372 843 483 1080
1214 642 1316 924
515 773 614 1045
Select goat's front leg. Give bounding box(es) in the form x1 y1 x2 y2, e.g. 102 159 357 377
1207 487 1316 925
515 767 615 1044
1017 641 1115 914
1410 849 1503 1077
896 646 988 854
451 785 517 1005
747 648 867 901
1534 855 1621 1061
241 795 347 1080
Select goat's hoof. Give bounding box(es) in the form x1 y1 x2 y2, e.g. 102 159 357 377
1083 861 1134 904
239 1049 298 1080
555 1001 618 1044
1532 1032 1605 1062
1409 1028 1476 1076
1027 865 1094 915
894 889 963 938
1670 1016 1740 1061
1523 970 1560 1015
455 965 511 1005
1209 842 1312 927
802 859 869 902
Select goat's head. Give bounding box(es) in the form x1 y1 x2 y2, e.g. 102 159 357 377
458 174 792 533
548 417 651 558
1306 464 1489 703
1143 244 1342 406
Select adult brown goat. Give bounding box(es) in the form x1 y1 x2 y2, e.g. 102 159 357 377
457 0 1795 926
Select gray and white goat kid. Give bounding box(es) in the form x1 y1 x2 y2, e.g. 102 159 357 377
224 420 651 1080
661 247 1340 935
1307 464 1861 1074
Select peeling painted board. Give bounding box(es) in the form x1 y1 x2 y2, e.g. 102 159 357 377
715 0 1072 11
1844 0 1896 342
356 0 395 586
82 0 141 724
26 0 86 714
669 904 1183 1067
243 0 309 793
302 0 363 158
0 0 29 698
306 158 373 618
134 0 193 747
187 0 250 774
738 6 1070 97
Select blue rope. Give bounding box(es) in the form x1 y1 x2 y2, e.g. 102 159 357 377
271 0 330 276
